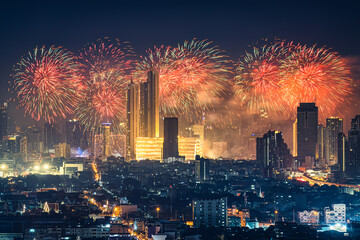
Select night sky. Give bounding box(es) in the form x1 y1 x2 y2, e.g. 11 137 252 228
1 0 360 123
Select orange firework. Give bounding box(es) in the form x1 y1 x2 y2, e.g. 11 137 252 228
280 45 353 119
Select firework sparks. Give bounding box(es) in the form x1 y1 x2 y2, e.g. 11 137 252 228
280 45 353 119
13 46 78 123
75 38 133 132
136 39 231 116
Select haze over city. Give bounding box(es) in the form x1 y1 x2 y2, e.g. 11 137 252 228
0 1 359 240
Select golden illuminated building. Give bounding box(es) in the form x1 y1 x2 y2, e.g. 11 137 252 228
178 137 201 161
55 143 70 159
126 80 140 161
293 119 297 157
135 137 163 160
102 123 111 158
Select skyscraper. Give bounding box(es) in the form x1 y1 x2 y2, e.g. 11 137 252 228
65 119 87 150
326 117 343 165
297 103 318 162
102 123 111 158
195 156 210 183
317 124 326 161
0 102 7 139
338 132 348 172
293 119 297 157
347 115 360 177
139 70 160 138
256 130 293 176
163 117 179 159
44 123 59 152
126 80 140 161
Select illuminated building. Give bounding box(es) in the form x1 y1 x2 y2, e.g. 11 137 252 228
191 124 205 157
193 197 228 227
338 133 348 172
135 137 163 160
297 210 319 224
163 117 179 159
228 206 250 227
139 70 160 138
20 136 27 161
93 134 103 158
55 143 70 159
178 137 201 161
102 123 111 158
126 80 140 161
326 117 343 165
317 124 326 162
297 103 318 163
6 135 21 153
325 204 346 224
293 119 297 157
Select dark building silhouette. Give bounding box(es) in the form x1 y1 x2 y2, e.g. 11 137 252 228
0 102 7 139
44 123 60 152
297 103 318 163
65 120 87 150
126 79 140 161
257 130 293 177
195 155 209 182
347 115 360 177
163 117 179 159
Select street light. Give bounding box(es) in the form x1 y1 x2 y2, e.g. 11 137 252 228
34 165 40 170
43 164 49 170
275 210 278 222
1 164 7 170
156 207 160 219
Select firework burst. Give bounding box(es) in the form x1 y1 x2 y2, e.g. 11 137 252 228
75 38 133 133
280 45 353 119
136 39 231 116
13 46 78 123
234 41 294 115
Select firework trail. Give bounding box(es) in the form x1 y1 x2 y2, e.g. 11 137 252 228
75 38 133 133
280 45 353 119
13 46 78 123
136 39 231 116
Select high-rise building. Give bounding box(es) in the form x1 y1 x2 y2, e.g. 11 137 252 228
139 71 160 138
347 115 360 177
316 124 328 168
102 123 111 158
338 132 349 172
0 102 7 140
193 197 228 227
256 130 293 177
326 117 343 165
55 143 70 159
293 119 297 157
163 117 179 159
195 156 210 182
325 204 346 224
65 119 87 150
126 80 140 161
44 123 59 152
297 103 318 162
